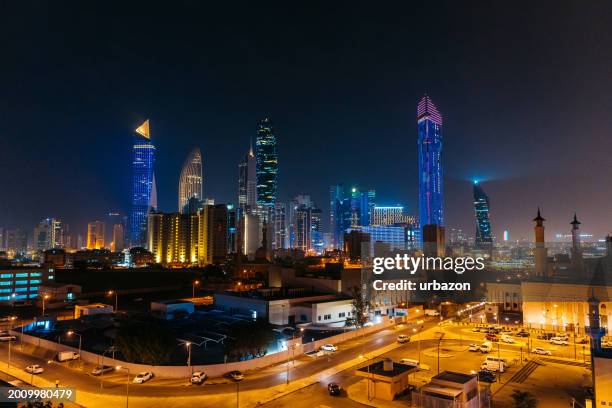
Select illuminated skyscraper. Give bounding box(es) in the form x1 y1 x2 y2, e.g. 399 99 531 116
87 221 105 250
330 185 375 249
238 142 257 211
255 118 278 207
178 147 203 212
473 181 492 250
130 119 156 247
417 95 444 231
34 218 63 251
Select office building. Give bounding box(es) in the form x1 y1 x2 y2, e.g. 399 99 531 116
178 147 203 212
0 266 54 302
255 118 278 207
86 221 105 250
348 224 419 252
227 205 239 254
111 224 125 251
330 185 375 249
372 206 404 226
130 119 156 247
473 181 492 250
208 204 228 262
273 202 287 250
34 218 63 251
238 142 257 211
417 95 444 230
242 213 261 258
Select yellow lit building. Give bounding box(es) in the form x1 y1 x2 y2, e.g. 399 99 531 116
86 221 105 250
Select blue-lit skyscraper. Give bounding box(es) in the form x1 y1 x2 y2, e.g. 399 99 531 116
255 118 278 207
417 95 444 231
130 119 156 247
330 184 375 249
473 181 493 249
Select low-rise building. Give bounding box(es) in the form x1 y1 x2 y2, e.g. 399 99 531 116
412 371 490 407
74 303 114 319
151 299 195 319
0 266 54 303
355 358 417 401
38 283 82 307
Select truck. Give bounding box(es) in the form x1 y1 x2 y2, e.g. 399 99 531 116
56 351 79 362
424 309 440 316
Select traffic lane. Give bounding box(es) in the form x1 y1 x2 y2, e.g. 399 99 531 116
260 382 369 408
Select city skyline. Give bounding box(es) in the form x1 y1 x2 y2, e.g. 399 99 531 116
0 2 611 240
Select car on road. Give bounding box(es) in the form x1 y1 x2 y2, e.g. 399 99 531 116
550 337 568 346
56 351 79 362
516 330 530 337
537 332 555 340
25 365 44 374
477 369 496 383
320 344 337 352
485 333 499 342
501 335 515 343
602 340 612 348
328 382 341 396
397 334 410 343
0 335 16 342
133 372 154 384
468 343 480 352
91 366 114 376
532 347 552 355
480 342 493 353
191 371 207 384
225 371 244 381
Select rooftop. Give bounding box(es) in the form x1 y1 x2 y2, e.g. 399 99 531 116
432 371 476 384
356 360 416 378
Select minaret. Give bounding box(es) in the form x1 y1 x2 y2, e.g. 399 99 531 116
570 213 584 275
533 208 548 278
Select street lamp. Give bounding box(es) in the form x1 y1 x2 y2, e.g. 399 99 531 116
67 331 82 368
116 366 130 408
42 294 50 317
185 342 192 380
192 280 200 299
436 332 445 374
107 290 118 312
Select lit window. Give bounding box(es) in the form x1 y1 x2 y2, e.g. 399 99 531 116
15 273 28 278
30 273 42 277
15 280 28 285
29 280 41 284
15 287 28 292
0 289 10 293
29 287 38 292
0 274 12 279
0 282 11 286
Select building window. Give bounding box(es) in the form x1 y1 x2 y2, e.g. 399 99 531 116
300 314 306 321
0 289 10 293
29 280 41 284
15 287 28 293
30 273 42 277
29 287 38 292
0 274 12 279
15 273 28 278
318 316 321 321
15 280 28 285
339 312 346 318
0 282 11 286
29 294 38 299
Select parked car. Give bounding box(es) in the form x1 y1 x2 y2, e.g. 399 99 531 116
501 335 515 343
0 335 16 342
477 369 496 383
516 330 530 337
532 347 552 356
397 335 410 344
133 372 154 384
550 337 568 346
537 333 555 340
328 382 341 396
320 344 337 352
56 351 79 362
468 343 480 352
191 371 207 384
25 365 44 374
480 357 506 372
225 371 244 381
91 366 114 376
485 333 499 342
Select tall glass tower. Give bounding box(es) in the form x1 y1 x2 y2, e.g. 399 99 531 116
178 147 203 212
130 119 156 247
417 95 444 229
255 118 278 207
473 181 492 249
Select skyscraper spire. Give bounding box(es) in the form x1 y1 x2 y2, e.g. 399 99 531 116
135 119 150 139
130 119 156 247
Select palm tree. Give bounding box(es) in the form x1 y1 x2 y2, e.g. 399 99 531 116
511 389 537 408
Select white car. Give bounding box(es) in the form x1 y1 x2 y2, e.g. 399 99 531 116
191 371 207 384
25 365 44 374
468 343 480 352
133 372 154 384
550 337 568 346
397 335 410 343
320 344 337 352
501 335 515 344
0 335 16 342
532 347 552 355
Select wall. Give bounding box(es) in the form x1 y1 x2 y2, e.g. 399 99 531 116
12 318 398 379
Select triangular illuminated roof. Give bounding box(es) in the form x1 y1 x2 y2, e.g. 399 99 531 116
135 119 150 139
417 94 443 125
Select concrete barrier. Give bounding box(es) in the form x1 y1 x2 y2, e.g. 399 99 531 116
11 317 400 379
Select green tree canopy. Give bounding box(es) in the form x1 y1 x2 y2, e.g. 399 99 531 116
115 317 176 365
511 389 538 408
225 318 275 361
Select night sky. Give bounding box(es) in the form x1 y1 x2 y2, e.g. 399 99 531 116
1 1 611 240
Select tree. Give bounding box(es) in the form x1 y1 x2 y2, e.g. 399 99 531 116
225 318 275 361
115 317 176 365
511 389 538 408
344 286 370 329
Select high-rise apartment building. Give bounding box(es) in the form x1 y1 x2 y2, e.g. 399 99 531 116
473 181 492 250
208 204 228 263
112 224 125 251
330 185 375 249
371 206 417 226
273 202 287 250
5 229 27 254
130 119 156 247
87 221 105 250
178 148 203 212
255 118 278 207
417 95 444 230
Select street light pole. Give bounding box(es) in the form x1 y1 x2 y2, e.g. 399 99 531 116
42 294 50 317
186 342 192 380
192 280 200 299
116 366 129 408
67 331 82 369
108 290 118 312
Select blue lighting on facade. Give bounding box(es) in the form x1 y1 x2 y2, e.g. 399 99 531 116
473 182 493 249
130 121 156 247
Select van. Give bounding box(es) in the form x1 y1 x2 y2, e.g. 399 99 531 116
480 359 505 372
480 342 492 353
485 356 508 365
56 351 79 362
